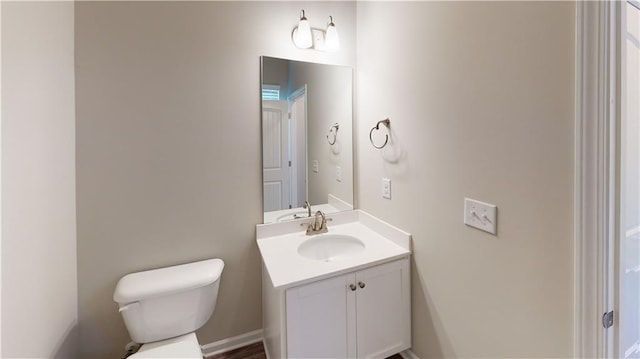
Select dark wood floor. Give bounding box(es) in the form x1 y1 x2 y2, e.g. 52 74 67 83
208 341 403 359
209 342 266 359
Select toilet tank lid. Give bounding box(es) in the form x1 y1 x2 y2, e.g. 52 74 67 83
113 258 224 304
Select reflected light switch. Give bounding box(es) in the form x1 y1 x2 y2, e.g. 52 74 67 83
382 178 391 199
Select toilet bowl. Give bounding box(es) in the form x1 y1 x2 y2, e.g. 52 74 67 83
114 258 224 358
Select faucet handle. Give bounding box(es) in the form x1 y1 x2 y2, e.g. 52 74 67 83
316 211 334 221
301 221 315 235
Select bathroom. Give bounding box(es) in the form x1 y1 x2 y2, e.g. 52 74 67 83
2 1 586 358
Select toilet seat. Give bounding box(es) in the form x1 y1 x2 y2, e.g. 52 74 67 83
129 332 202 358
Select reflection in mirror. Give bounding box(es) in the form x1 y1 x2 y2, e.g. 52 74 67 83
261 56 353 223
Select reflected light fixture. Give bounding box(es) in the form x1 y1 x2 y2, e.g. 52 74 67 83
325 16 340 52
292 10 312 49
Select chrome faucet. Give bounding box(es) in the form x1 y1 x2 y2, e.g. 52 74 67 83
303 210 331 235
303 201 312 217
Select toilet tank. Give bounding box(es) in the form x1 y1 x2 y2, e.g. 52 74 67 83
114 258 224 344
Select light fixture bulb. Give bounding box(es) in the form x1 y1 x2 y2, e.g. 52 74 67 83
325 16 340 52
293 10 313 49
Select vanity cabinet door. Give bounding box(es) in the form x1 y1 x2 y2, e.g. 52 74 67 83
286 273 356 358
355 258 411 359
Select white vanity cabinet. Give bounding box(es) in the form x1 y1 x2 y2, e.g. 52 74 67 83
266 257 411 359
258 210 413 359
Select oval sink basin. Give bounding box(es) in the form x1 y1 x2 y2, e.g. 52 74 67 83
298 234 365 262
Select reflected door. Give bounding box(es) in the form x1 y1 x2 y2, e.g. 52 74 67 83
262 100 290 211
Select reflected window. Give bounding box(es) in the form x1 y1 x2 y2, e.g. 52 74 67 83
262 84 280 101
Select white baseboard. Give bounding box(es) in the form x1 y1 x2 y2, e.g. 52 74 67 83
400 348 420 359
201 329 263 358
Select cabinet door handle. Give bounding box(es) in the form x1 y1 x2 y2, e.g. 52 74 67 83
358 281 365 289
349 284 357 291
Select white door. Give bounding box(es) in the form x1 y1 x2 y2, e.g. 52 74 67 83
619 1 640 358
285 273 356 358
262 100 290 211
289 86 307 208
355 259 411 359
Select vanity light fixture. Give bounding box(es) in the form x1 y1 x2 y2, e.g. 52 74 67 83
292 10 313 49
292 10 340 52
325 16 340 52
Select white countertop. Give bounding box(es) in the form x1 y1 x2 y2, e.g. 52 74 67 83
257 210 411 289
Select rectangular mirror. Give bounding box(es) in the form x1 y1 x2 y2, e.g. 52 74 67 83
261 56 354 223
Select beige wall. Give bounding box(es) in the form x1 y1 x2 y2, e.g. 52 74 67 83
356 2 574 358
262 57 289 98
74 2 355 358
1 2 78 358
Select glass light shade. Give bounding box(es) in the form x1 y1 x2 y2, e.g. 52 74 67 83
293 18 312 49
325 23 340 52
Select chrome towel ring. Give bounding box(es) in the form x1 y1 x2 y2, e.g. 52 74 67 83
369 118 391 149
327 123 340 145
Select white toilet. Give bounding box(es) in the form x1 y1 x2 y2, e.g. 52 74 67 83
113 258 225 358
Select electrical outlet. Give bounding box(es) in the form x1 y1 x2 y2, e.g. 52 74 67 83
382 178 391 199
336 166 342 182
312 160 319 173
464 198 497 235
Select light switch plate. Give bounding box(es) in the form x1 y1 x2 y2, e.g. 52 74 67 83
336 166 342 182
312 160 319 173
382 178 391 199
464 198 497 235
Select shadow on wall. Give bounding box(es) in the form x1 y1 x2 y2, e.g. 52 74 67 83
380 128 408 175
52 322 80 359
412 261 455 359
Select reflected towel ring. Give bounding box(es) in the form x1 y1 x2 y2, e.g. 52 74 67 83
369 118 391 149
327 123 340 145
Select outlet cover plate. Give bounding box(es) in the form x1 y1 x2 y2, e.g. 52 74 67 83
336 166 342 182
464 198 497 235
